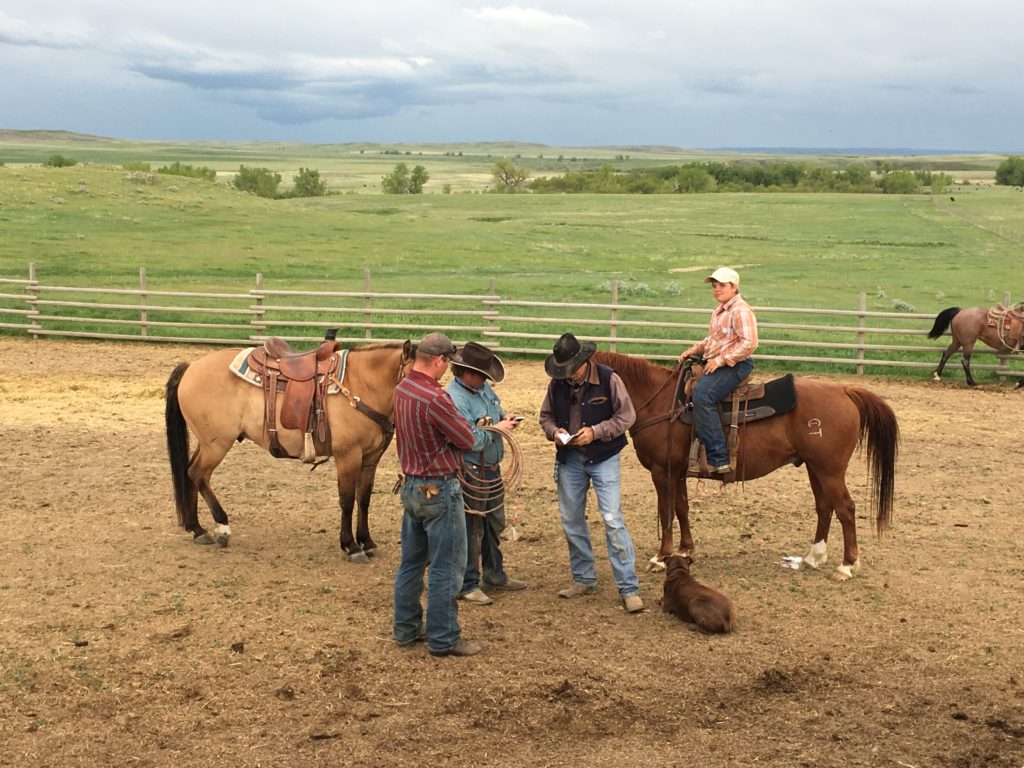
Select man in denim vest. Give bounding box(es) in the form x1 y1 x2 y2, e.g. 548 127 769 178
539 333 644 614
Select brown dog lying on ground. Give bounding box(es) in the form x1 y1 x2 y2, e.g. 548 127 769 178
661 554 736 634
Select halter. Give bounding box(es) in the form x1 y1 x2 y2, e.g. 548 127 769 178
326 344 411 453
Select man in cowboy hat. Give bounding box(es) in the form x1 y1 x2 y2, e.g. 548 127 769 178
539 333 644 614
446 342 527 606
679 267 758 474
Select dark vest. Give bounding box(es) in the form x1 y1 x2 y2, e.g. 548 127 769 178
550 363 628 465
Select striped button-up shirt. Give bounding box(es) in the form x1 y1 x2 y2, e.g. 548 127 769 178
394 370 475 477
694 293 758 367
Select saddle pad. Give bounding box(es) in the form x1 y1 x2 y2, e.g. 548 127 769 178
680 373 797 426
229 347 346 394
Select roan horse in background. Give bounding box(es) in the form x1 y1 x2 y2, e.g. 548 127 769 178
928 305 1024 386
592 351 899 580
165 341 412 561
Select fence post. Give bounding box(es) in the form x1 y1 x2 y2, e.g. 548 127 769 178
139 267 148 338
856 292 866 375
610 279 619 353
488 277 498 349
252 273 264 341
997 290 1012 381
364 268 372 340
27 262 39 340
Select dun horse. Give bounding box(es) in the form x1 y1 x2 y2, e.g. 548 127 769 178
928 305 1024 386
165 341 412 561
592 351 898 580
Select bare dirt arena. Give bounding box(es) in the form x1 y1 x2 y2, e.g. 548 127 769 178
1 338 1021 768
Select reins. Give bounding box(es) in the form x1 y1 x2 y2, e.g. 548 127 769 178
629 359 687 436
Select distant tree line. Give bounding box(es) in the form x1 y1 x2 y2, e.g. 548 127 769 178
526 161 952 195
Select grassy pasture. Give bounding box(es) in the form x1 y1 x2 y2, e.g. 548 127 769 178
1 136 1022 375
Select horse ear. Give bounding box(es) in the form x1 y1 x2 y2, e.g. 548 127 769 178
403 339 414 358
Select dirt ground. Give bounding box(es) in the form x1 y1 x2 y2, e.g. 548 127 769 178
0 337 1021 768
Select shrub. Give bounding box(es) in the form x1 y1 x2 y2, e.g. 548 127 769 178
157 162 216 182
44 154 76 168
289 167 328 198
995 155 1024 186
231 165 282 198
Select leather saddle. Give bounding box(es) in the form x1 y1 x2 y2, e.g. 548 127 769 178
247 338 340 461
675 361 797 478
986 303 1024 351
677 367 797 427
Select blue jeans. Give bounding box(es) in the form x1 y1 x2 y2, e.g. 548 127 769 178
691 358 754 466
393 476 467 653
555 451 639 597
460 466 508 594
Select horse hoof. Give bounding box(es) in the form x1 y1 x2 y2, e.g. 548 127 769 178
215 534 230 548
834 564 854 581
348 551 371 564
647 555 667 572
194 532 215 545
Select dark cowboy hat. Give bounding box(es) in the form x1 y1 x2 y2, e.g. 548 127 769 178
544 332 597 380
450 341 505 382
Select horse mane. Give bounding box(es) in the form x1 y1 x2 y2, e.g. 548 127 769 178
350 341 406 353
592 350 672 383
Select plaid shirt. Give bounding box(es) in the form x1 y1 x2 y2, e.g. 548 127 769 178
394 370 475 477
694 293 758 367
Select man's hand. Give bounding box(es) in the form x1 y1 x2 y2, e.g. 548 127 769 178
571 426 596 446
678 347 696 362
704 356 724 374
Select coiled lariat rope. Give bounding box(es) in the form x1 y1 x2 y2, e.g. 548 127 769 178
458 424 524 517
997 302 1024 352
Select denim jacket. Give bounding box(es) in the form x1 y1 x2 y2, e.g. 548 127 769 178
446 377 505 466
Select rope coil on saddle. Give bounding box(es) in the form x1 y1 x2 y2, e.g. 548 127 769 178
458 424 524 517
996 301 1024 353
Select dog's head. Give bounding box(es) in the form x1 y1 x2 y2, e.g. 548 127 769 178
664 554 694 580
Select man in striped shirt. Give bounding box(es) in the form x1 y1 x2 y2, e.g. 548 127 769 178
392 332 483 657
679 267 759 474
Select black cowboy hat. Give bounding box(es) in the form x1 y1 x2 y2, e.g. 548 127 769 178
450 341 505 382
544 332 596 380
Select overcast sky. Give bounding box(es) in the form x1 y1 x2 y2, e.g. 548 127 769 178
1 1 1021 150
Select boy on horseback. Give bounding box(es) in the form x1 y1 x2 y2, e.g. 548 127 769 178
679 267 759 474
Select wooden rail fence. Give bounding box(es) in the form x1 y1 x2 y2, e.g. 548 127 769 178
1 264 1021 379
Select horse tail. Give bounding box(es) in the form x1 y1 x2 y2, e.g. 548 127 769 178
927 307 960 339
845 388 899 536
165 362 196 531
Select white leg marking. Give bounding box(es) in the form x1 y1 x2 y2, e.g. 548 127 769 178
214 523 232 547
834 559 861 581
648 554 667 572
803 540 828 569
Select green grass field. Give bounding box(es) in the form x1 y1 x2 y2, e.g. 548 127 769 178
1 134 1022 376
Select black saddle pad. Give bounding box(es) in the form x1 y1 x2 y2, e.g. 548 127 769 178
680 373 797 426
